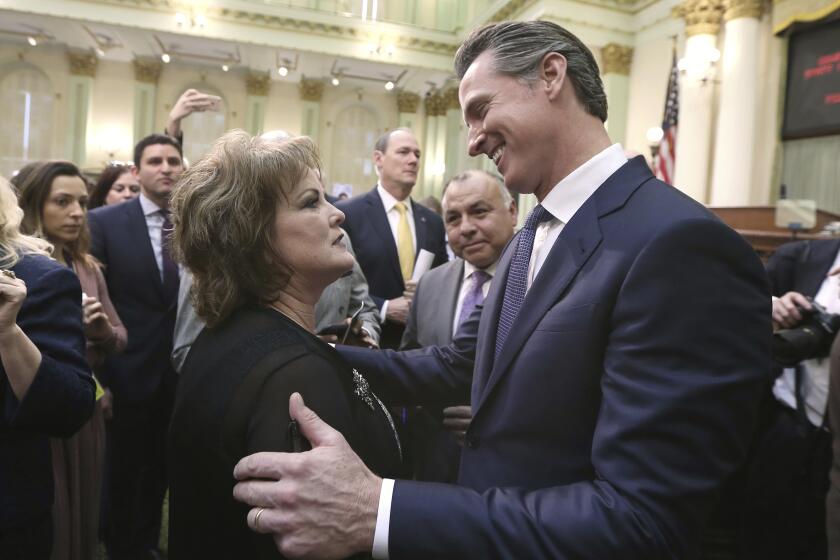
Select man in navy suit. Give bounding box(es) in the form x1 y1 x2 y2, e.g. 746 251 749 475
232 21 771 559
336 128 448 349
89 134 182 559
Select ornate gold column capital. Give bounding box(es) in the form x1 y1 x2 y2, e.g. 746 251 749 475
425 91 445 117
442 87 460 111
672 0 724 36
723 0 764 21
299 78 324 102
246 72 271 96
67 51 98 77
397 91 420 113
132 58 162 84
601 43 634 75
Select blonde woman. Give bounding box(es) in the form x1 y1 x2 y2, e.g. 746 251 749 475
0 176 93 559
15 160 127 560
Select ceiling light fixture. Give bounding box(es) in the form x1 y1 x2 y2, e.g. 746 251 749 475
278 65 288 77
222 64 229 72
384 81 394 91
331 76 340 86
27 36 37 46
161 52 171 63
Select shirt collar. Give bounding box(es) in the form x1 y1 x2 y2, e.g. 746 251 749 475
462 258 498 282
138 192 164 217
377 183 412 215
540 143 627 224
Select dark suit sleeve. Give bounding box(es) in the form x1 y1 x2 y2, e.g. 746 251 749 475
339 313 476 406
765 240 806 297
385 218 771 559
3 266 95 437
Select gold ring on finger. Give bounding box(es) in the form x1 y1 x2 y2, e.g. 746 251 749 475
0 270 16 280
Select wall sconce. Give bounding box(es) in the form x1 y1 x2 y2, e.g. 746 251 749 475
175 9 207 30
365 37 396 58
0 24 53 48
677 46 720 85
276 53 299 78
83 25 123 58
154 35 239 69
646 126 664 169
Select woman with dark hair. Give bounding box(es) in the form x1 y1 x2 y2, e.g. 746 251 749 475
88 163 141 209
167 130 401 558
0 175 94 559
16 160 127 560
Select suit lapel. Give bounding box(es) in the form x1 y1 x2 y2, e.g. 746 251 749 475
473 157 655 413
366 189 402 282
127 198 166 300
412 200 428 255
802 239 840 296
439 259 465 342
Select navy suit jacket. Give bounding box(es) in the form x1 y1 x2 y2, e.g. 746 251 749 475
765 237 840 298
0 254 93 528
89 197 178 405
340 157 771 558
336 188 448 310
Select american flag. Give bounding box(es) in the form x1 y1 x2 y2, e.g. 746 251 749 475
656 50 679 184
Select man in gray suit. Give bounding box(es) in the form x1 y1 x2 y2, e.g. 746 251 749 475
399 170 517 480
171 231 380 372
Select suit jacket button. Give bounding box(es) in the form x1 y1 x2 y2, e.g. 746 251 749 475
466 435 480 449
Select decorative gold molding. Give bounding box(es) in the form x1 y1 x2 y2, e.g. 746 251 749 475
673 0 724 36
80 0 457 56
601 43 634 75
299 78 324 102
397 91 420 113
246 72 271 96
424 91 446 117
67 51 98 77
489 0 538 22
773 0 840 33
442 87 460 111
132 58 162 83
722 0 764 20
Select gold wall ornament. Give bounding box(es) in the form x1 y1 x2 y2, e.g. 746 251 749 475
723 0 764 20
67 51 98 77
397 91 420 113
601 43 634 75
246 72 271 96
133 58 163 84
673 0 725 36
424 91 445 117
442 87 460 111
299 78 325 102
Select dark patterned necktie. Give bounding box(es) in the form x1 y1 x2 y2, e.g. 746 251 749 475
161 210 180 299
456 269 491 333
494 205 553 361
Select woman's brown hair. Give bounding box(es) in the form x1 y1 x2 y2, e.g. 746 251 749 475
170 130 320 327
15 160 98 269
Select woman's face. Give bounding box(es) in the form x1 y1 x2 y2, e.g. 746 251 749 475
272 168 353 294
105 171 141 205
42 175 88 245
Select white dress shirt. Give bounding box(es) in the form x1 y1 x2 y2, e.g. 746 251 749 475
377 183 417 320
138 193 168 282
772 248 840 427
371 144 628 559
451 261 497 335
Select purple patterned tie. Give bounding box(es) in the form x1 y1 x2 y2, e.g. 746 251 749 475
457 269 491 332
495 205 553 361
161 210 180 299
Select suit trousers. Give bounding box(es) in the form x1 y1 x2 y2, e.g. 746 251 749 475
102 388 173 559
0 511 52 560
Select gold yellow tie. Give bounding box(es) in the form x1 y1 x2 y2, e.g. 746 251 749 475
394 202 415 282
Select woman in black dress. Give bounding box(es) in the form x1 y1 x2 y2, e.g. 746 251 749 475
167 131 401 558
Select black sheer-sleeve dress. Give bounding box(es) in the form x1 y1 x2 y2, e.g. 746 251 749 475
167 304 402 559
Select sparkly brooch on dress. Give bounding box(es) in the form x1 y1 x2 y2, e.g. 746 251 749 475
352 369 375 410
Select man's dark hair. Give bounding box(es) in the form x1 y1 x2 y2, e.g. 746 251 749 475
454 20 608 122
134 134 183 169
374 128 413 154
